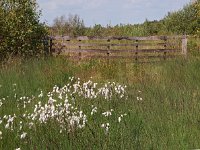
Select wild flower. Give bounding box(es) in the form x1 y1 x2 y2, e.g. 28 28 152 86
5 123 9 129
0 77 129 145
91 106 97 115
19 121 23 130
38 91 44 98
0 100 2 107
102 109 114 117
29 122 34 129
20 132 27 139
0 131 2 139
101 123 110 134
118 116 122 123
4 115 16 130
137 97 143 101
118 114 127 123
3 115 8 119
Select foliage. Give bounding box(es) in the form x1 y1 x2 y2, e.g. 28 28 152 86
194 0 200 36
52 15 67 36
163 2 199 35
50 1 199 37
143 19 163 35
85 24 104 37
52 14 85 37
0 0 47 61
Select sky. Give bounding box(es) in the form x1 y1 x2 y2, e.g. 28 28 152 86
37 0 191 27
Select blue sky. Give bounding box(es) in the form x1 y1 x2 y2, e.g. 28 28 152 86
37 0 191 27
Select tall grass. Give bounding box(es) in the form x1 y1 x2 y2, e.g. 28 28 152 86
0 56 200 150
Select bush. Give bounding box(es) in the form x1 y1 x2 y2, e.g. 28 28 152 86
163 2 199 35
0 0 47 61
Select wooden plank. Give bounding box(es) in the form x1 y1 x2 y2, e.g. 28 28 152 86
51 35 183 41
109 36 183 41
59 42 167 47
182 35 187 58
52 36 63 40
77 36 89 41
66 56 181 64
68 55 179 59
61 49 180 54
63 36 70 41
51 36 70 41
115 36 165 41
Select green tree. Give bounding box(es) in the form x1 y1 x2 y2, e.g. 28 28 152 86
143 19 162 35
0 0 47 60
68 14 85 37
52 15 68 36
194 0 200 36
86 24 104 37
52 14 85 37
163 2 198 35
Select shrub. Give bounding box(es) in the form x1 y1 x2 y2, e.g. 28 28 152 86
0 0 47 61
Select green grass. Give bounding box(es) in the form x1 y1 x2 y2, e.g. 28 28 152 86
0 56 200 150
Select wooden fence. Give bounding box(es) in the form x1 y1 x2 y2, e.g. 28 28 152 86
49 35 187 62
0 35 187 62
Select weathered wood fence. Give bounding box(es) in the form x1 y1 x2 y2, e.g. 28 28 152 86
48 35 187 62
1 35 187 62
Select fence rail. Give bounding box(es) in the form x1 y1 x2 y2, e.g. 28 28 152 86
50 35 183 41
59 49 180 53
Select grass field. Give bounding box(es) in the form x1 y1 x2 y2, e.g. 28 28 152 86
0 56 200 150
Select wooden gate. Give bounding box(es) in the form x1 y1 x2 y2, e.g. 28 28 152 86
49 35 187 62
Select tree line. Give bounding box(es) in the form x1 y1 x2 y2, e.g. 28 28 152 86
51 1 200 37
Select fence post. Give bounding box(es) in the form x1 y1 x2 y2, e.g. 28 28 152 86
163 37 167 60
67 39 70 57
135 40 138 62
182 35 187 58
79 39 82 61
107 39 111 65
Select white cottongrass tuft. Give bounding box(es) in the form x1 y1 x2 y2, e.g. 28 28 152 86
118 114 127 123
101 123 110 134
0 131 2 139
102 109 114 117
20 132 27 139
137 97 143 101
91 105 98 115
38 91 44 98
0 77 129 144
